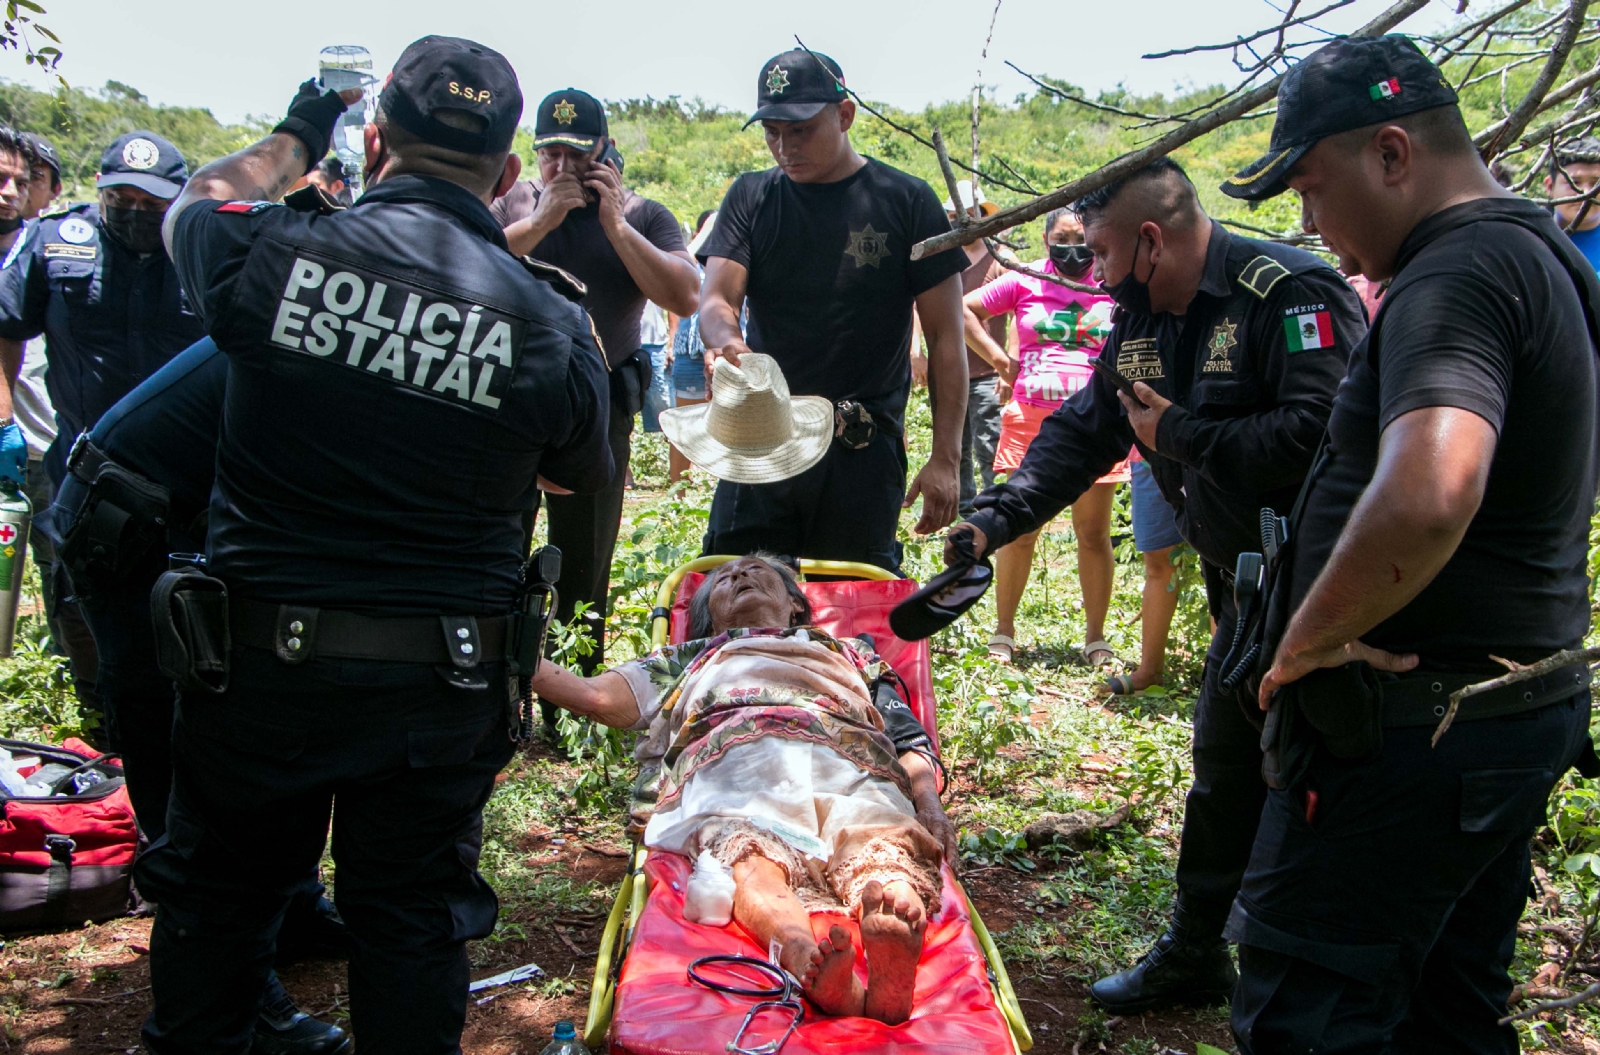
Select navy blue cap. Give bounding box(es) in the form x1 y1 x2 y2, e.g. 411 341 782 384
97 131 187 199
533 89 608 153
745 49 848 129
379 36 523 156
1223 35 1459 201
24 133 59 181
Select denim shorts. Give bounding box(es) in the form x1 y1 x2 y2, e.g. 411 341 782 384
672 351 706 401
1130 458 1183 553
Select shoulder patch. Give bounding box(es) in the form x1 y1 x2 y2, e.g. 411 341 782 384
519 256 587 303
282 184 344 215
1236 255 1292 299
43 243 96 260
216 200 280 216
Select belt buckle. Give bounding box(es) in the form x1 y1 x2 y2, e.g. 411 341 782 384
275 606 319 664
65 431 90 474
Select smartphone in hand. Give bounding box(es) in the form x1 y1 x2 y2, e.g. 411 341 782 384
1091 356 1146 407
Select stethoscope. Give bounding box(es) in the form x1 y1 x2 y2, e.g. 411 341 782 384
688 954 806 1055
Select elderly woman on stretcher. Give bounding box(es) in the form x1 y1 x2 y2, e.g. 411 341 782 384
530 554 957 1025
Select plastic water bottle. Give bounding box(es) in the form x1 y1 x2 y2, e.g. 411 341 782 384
538 1021 589 1055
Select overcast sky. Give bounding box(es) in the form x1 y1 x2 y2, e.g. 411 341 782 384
10 0 1464 124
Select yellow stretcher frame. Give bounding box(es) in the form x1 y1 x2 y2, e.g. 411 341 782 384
584 557 1032 1053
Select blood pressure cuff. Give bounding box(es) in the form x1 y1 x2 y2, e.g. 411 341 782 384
151 566 230 694
57 448 172 599
871 670 932 755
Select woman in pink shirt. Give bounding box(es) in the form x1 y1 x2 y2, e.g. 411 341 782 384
962 209 1126 664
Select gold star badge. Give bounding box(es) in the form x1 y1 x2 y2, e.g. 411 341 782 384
1208 319 1238 360
844 225 889 269
552 99 578 126
766 64 790 96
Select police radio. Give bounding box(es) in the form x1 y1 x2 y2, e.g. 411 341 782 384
0 481 30 657
508 545 561 742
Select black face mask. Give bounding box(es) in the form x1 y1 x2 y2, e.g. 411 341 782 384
1101 233 1157 314
102 207 165 255
1049 242 1094 277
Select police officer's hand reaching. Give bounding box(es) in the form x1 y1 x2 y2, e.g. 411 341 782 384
943 521 988 566
271 80 363 175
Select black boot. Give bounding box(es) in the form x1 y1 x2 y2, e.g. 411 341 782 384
253 971 352 1055
1088 909 1237 1014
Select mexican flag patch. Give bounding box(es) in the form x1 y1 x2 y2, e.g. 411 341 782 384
1369 77 1401 101
1284 309 1334 352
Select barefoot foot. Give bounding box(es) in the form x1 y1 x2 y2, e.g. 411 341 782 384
858 880 926 1025
798 924 864 1017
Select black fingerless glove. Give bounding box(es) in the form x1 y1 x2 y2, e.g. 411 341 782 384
271 79 351 174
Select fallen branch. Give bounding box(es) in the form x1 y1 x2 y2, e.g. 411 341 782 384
1478 0 1597 159
911 0 1431 259
1431 647 1600 745
1501 980 1600 1023
42 984 150 1008
552 924 584 957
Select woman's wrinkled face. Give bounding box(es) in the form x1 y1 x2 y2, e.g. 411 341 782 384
706 558 801 632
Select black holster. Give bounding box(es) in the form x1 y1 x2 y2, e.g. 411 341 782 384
1261 661 1384 790
508 546 561 740
58 444 171 598
151 563 231 694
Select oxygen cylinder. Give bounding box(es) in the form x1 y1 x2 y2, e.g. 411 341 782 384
0 481 30 657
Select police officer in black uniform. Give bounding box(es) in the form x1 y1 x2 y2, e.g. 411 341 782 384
0 130 205 738
49 336 351 1054
948 157 1363 1012
1224 38 1598 1051
137 37 611 1054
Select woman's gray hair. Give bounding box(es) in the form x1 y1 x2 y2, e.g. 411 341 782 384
687 553 813 639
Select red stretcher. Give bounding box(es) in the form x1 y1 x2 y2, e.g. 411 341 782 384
584 557 1032 1054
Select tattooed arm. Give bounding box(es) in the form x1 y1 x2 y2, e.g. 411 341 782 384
162 87 361 256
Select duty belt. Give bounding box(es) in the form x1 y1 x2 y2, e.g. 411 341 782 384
233 598 508 667
1379 662 1591 728
65 432 113 483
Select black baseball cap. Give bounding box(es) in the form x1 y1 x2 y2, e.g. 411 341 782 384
744 49 848 129
379 36 522 156
97 131 187 199
24 133 59 182
1222 35 1459 201
533 89 608 153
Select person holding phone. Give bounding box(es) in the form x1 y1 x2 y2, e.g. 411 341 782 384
961 207 1125 667
948 157 1362 1016
491 88 700 688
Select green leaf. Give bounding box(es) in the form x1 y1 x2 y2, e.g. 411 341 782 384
1197 1045 1230 1055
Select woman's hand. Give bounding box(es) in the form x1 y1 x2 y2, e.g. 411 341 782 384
915 793 960 868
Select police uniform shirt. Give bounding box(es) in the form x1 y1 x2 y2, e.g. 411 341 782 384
698 158 969 432
969 223 1363 570
168 174 612 615
0 203 205 480
1291 198 1599 667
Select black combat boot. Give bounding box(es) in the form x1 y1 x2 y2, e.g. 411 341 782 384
252 971 353 1055
1088 906 1237 1014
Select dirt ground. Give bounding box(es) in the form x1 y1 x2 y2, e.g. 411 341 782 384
0 875 1230 1055
5 865 1599 1054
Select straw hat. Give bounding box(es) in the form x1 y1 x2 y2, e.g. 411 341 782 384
659 353 833 484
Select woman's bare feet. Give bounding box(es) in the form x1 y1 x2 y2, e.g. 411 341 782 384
857 880 926 1025
795 925 864 1017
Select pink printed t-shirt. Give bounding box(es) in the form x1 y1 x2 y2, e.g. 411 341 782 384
978 259 1115 408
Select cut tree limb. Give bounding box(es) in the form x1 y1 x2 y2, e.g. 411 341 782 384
910 0 1430 259
1431 647 1600 746
1477 0 1596 160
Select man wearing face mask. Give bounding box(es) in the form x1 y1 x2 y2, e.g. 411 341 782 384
948 156 1362 1014
0 130 204 738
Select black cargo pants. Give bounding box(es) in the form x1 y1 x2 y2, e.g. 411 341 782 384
135 645 516 1055
1228 691 1590 1053
1168 560 1266 939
